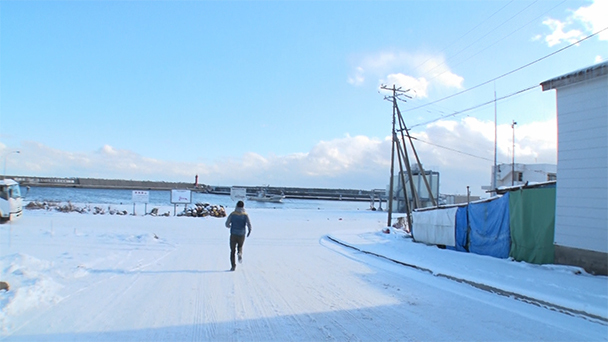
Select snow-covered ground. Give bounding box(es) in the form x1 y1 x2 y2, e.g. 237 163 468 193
1 204 606 341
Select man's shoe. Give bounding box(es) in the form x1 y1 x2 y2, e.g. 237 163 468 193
230 266 236 271
238 253 243 264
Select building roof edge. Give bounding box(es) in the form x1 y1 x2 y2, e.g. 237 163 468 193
541 61 608 91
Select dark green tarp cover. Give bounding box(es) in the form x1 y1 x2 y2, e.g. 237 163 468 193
509 187 556 264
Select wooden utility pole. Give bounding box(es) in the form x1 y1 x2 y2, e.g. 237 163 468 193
511 120 517 186
493 86 498 193
395 137 412 225
396 106 437 207
396 112 421 210
381 83 439 234
386 86 397 227
381 84 412 229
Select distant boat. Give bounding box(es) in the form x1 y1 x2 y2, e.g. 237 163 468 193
247 188 285 203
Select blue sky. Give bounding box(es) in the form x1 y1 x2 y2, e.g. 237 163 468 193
1 0 606 196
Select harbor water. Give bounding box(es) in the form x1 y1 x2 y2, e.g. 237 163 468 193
22 186 373 211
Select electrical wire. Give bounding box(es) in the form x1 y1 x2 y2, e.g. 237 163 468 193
405 1 562 120
402 25 608 113
421 1 539 80
425 0 567 87
410 84 538 129
406 135 496 163
411 0 515 75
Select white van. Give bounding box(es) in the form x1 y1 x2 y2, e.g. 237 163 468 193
0 179 23 223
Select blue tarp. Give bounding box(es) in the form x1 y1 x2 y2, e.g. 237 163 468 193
467 193 511 258
448 206 469 252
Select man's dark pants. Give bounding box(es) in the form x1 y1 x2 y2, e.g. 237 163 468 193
230 234 245 268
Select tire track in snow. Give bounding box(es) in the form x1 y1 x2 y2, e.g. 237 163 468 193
81 271 145 337
266 256 330 340
238 263 309 341
237 241 393 341
191 278 204 342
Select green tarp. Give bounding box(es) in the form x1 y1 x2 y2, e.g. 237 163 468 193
509 187 556 264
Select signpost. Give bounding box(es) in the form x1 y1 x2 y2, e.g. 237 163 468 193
230 187 247 202
132 190 149 215
171 189 192 216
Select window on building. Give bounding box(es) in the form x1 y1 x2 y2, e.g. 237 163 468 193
547 173 557 181
517 172 523 182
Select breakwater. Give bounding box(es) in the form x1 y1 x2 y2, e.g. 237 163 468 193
12 176 195 190
11 176 382 202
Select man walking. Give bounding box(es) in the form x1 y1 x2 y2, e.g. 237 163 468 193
225 200 252 271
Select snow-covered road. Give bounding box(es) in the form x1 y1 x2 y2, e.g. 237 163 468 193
1 207 606 341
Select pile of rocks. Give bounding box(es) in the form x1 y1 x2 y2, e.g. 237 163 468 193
147 208 171 217
25 201 128 215
25 201 60 210
25 201 227 218
181 203 226 218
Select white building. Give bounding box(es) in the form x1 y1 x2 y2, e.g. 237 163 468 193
541 61 608 275
483 163 557 191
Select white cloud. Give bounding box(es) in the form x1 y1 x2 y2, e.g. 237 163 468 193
100 145 118 156
413 55 464 89
435 71 464 90
6 118 557 197
383 73 429 98
406 117 556 194
305 135 389 176
573 0 608 41
347 67 365 86
539 0 608 47
349 51 463 93
542 18 585 47
363 52 399 71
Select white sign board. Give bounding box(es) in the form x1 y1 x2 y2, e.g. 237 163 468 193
230 187 247 202
171 189 192 204
132 190 149 203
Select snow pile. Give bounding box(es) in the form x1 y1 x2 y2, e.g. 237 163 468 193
0 254 63 332
329 227 608 321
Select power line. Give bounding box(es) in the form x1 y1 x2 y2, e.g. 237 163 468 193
386 2 565 124
410 84 538 129
403 25 608 113
403 84 539 165
411 0 515 75
406 135 496 163
421 1 539 80
425 0 567 87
